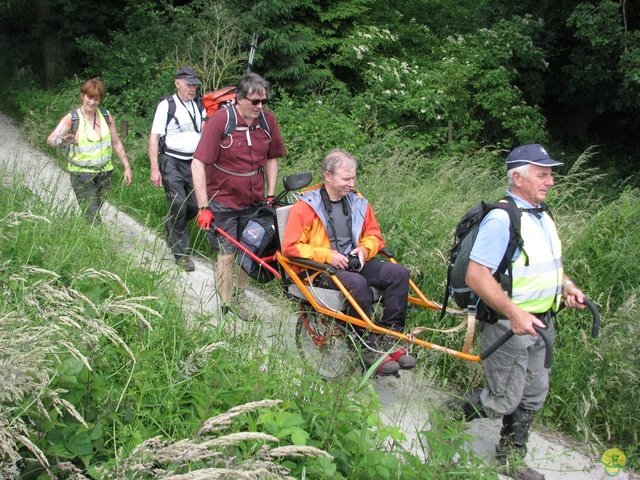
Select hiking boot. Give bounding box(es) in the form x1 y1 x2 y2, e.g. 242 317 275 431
388 347 416 369
361 350 401 376
493 407 543 480
375 335 416 370
222 302 258 322
493 452 545 480
176 256 195 272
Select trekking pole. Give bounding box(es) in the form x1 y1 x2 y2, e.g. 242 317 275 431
246 33 259 74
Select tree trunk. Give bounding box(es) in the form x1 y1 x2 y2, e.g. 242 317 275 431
33 0 64 88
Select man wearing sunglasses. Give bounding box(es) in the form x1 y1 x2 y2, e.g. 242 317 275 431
192 72 286 319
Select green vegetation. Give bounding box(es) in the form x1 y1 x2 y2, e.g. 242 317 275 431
1 0 638 475
1 177 503 478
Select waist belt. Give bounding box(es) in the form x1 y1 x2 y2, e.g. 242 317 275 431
533 310 553 324
214 163 263 177
162 148 194 160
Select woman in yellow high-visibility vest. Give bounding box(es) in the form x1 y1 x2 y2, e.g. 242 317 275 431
47 78 132 224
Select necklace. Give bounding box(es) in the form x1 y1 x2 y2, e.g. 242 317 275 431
83 111 98 129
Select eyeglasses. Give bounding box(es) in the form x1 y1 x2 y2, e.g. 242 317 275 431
244 97 269 106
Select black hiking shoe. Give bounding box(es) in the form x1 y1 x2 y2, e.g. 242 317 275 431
494 451 545 480
176 256 195 272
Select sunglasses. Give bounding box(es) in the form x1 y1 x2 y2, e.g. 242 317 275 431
244 97 269 106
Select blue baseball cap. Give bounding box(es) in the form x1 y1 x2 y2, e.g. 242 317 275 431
506 144 564 170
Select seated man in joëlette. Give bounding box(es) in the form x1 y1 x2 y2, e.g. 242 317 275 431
282 149 416 375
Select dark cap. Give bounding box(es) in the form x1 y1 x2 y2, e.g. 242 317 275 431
506 144 564 170
175 66 201 85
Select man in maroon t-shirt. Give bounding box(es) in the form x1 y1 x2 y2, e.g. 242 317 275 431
192 72 286 317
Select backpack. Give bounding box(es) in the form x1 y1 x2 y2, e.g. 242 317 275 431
64 107 111 158
203 87 270 142
157 87 270 152
235 207 278 283
441 196 526 323
157 94 205 154
202 86 237 120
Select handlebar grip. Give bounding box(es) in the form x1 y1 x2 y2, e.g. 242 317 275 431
557 296 600 338
480 325 554 369
583 297 600 338
533 325 553 369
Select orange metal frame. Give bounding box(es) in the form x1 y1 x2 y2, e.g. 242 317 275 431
275 251 485 362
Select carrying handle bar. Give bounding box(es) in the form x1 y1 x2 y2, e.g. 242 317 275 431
556 296 600 338
583 297 600 338
480 325 554 368
480 296 601 367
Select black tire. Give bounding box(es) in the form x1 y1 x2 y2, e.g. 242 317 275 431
295 306 355 378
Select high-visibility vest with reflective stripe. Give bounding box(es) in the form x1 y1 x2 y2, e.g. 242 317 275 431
67 109 114 172
511 211 563 313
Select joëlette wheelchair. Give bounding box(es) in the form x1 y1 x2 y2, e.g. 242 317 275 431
211 171 601 378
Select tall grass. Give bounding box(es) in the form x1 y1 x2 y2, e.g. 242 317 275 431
7 79 640 470
1 169 496 478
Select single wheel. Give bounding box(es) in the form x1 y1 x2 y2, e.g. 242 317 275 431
295 306 354 378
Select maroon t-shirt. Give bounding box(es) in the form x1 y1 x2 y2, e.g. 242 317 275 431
194 106 286 209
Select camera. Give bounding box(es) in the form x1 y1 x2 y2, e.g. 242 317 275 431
347 252 361 271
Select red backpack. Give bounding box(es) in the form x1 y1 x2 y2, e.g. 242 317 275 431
201 86 270 140
202 86 237 117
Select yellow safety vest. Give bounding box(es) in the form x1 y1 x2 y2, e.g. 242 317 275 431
67 109 114 173
511 211 563 313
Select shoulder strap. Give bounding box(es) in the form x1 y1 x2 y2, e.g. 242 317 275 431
221 105 237 140
98 106 110 124
69 109 79 135
71 107 111 132
258 110 271 139
194 93 204 118
491 196 526 297
220 106 271 141
164 95 177 129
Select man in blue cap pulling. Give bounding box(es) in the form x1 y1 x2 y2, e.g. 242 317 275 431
449 144 586 480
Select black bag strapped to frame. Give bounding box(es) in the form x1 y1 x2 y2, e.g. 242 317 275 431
441 196 530 323
235 206 278 283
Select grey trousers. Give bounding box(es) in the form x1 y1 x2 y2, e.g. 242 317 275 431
159 154 198 258
70 171 112 224
479 318 556 417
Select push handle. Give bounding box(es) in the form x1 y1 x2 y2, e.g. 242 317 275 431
557 296 600 338
584 297 600 338
480 296 601 367
480 324 554 368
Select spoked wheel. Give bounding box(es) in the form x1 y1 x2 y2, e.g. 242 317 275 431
295 306 355 378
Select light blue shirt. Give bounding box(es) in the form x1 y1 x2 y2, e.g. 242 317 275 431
469 190 551 273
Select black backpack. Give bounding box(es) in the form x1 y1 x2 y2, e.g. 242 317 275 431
235 207 278 283
441 196 528 323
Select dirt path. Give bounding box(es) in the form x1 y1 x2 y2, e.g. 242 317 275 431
0 113 634 480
